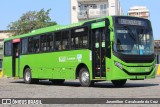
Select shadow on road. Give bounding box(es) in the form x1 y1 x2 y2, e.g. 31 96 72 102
10 80 159 88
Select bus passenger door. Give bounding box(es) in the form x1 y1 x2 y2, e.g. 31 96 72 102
12 39 20 77
92 28 106 79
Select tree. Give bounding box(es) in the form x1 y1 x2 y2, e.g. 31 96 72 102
8 9 57 36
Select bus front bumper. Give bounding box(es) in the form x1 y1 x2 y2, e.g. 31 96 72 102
106 64 156 81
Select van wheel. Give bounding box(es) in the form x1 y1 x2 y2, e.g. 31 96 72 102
79 67 94 87
111 79 127 87
24 68 38 84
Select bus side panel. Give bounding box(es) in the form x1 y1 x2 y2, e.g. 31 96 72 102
50 50 92 80
3 57 12 77
19 50 92 80
19 54 42 79
19 54 56 79
38 53 56 79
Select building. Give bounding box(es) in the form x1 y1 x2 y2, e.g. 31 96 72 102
128 6 150 19
70 0 123 23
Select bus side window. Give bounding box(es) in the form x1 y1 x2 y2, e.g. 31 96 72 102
79 34 88 48
4 41 12 56
62 31 69 50
71 35 75 49
47 33 54 51
28 37 34 53
71 26 88 49
75 37 79 48
40 35 47 52
54 32 61 51
33 36 40 53
21 38 28 54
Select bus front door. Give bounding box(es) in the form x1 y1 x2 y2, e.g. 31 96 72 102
12 39 20 77
92 28 106 79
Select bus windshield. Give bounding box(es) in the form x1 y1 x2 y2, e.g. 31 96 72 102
113 26 154 55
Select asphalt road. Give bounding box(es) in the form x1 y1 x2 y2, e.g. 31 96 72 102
0 77 160 107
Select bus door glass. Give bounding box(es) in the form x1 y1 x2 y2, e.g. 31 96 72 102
92 28 106 78
12 38 20 77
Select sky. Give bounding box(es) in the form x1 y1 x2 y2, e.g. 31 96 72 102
0 0 159 40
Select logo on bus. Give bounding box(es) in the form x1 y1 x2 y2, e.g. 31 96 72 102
59 54 83 62
59 57 66 62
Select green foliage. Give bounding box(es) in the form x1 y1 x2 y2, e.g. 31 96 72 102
8 9 57 36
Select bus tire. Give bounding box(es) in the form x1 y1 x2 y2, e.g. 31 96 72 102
50 79 65 85
24 68 35 84
111 79 127 87
79 67 94 87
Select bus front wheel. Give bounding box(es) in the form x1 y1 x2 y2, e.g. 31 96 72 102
24 68 38 84
79 67 94 87
111 79 127 87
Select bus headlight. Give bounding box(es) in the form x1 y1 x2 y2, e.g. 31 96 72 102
114 61 123 69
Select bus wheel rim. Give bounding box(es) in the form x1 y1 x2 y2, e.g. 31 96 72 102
81 71 89 83
26 71 30 81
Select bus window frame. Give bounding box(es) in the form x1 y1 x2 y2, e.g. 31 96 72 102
33 35 40 53
61 30 70 50
21 37 28 55
40 33 54 52
71 26 89 50
18 26 90 56
47 33 54 52
54 31 62 51
4 40 12 57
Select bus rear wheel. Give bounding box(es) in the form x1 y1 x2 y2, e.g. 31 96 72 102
24 68 38 84
79 67 94 87
50 79 65 85
111 79 127 87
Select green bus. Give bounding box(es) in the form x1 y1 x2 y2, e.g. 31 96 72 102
3 16 156 87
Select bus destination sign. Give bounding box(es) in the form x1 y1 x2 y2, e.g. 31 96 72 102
117 18 147 26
